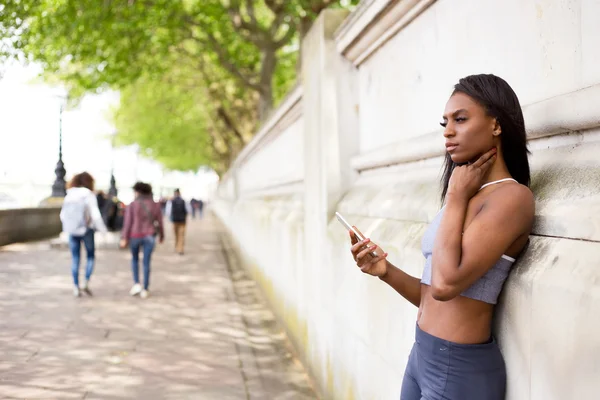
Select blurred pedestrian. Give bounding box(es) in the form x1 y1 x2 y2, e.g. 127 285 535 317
96 190 106 218
190 198 198 219
197 198 204 219
165 188 191 255
60 172 107 297
120 182 164 299
159 197 167 215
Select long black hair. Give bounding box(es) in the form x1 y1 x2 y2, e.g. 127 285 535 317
440 74 531 203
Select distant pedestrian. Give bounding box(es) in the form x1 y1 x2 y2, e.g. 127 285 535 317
159 197 167 215
197 198 204 219
120 182 164 299
165 189 191 255
60 172 107 297
96 190 106 217
190 198 198 219
108 196 123 231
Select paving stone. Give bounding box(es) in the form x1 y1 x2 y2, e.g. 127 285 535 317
0 214 317 399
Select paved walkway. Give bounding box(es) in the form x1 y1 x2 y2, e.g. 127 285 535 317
0 214 317 399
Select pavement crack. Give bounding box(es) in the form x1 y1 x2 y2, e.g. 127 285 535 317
26 348 39 362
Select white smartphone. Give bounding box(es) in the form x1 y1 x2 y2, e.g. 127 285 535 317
335 212 378 257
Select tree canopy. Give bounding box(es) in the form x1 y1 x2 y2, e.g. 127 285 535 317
0 0 358 174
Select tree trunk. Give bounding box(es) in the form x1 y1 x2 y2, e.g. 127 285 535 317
258 48 276 121
217 106 245 145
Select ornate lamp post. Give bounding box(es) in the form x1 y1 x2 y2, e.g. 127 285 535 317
108 130 118 197
108 173 118 197
51 100 67 197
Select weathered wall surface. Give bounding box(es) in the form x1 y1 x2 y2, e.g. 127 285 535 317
215 1 600 399
0 207 62 247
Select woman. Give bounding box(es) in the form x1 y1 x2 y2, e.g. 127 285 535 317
60 172 107 297
349 74 535 399
120 182 164 299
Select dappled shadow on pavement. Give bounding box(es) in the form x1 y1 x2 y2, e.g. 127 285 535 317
0 214 317 399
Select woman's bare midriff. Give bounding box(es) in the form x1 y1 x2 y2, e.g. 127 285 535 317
417 284 495 344
413 184 530 344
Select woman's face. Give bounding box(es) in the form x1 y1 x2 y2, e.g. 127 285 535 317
441 92 498 164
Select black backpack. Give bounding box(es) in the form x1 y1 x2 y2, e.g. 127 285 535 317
171 197 187 222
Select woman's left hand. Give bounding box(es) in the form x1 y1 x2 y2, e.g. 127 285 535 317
447 148 497 200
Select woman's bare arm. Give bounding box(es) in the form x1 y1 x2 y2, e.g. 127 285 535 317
351 231 421 307
431 184 534 301
380 261 422 307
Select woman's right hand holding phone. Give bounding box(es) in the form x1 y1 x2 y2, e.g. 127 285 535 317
349 228 389 278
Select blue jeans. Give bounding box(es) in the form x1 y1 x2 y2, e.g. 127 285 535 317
69 228 95 287
130 235 155 290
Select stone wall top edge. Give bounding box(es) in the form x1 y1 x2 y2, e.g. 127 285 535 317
232 85 303 170
0 207 61 216
236 179 304 199
335 0 436 66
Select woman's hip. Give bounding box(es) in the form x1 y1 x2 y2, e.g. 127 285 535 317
402 324 506 400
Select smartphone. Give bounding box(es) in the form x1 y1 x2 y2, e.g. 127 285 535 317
335 212 378 258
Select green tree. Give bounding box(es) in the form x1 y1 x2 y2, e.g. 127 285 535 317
0 0 359 172
114 56 257 175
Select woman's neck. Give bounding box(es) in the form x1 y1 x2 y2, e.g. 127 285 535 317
483 148 513 184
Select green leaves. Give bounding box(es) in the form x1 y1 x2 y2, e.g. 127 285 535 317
113 60 256 175
113 75 213 171
1 0 360 173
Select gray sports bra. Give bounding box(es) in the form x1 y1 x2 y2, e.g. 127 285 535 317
420 178 518 304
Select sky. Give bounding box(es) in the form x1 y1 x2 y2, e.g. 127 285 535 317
0 61 219 206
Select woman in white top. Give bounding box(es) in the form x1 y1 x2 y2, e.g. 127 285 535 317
60 172 107 297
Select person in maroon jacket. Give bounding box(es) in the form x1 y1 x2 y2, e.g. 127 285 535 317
120 182 164 299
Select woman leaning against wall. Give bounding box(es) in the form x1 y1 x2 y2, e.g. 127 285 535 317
348 74 535 400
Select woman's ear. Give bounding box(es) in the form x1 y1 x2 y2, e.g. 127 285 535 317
492 118 502 137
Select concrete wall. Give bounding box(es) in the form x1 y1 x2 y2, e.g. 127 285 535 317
0 207 62 247
215 1 600 399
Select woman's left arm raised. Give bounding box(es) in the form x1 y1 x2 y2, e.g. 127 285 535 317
431 151 535 301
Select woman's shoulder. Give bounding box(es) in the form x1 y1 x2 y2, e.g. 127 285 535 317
65 187 92 200
486 183 535 218
139 198 159 207
494 182 533 201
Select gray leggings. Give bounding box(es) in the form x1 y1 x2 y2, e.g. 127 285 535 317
401 324 506 400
